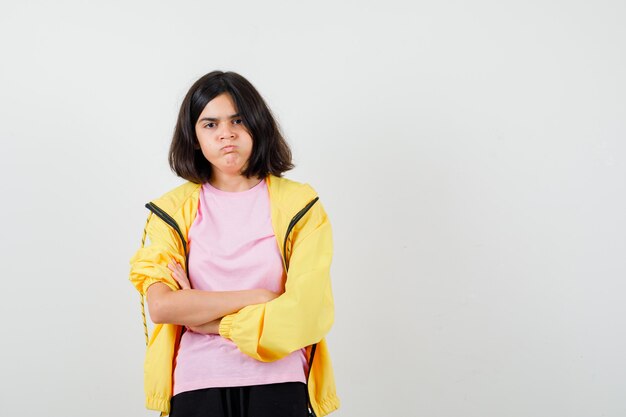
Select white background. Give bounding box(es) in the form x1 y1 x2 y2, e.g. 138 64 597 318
1 1 625 416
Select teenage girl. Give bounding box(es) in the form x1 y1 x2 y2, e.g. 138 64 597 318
129 70 339 417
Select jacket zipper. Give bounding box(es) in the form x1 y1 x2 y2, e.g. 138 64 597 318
145 202 190 278
280 196 320 417
283 197 319 271
145 196 320 416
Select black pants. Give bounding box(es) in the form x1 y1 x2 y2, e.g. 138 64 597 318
169 382 309 417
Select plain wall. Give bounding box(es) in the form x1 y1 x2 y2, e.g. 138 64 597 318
1 1 625 416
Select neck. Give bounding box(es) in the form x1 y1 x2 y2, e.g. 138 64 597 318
209 172 262 192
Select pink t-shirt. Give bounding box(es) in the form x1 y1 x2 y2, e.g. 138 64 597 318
172 178 308 395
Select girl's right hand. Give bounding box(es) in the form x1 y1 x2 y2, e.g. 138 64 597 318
168 259 191 290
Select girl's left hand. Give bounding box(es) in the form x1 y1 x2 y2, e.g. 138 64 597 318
168 259 191 290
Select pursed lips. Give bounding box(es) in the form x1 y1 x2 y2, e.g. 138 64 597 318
221 145 236 152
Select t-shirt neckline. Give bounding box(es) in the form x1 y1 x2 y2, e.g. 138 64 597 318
203 178 266 196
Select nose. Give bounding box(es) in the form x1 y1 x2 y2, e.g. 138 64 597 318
218 122 235 140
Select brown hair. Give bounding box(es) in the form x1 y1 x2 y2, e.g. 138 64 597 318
168 70 294 183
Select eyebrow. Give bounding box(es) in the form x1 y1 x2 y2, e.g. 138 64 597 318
198 113 241 123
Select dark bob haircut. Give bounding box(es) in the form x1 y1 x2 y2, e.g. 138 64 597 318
169 70 294 184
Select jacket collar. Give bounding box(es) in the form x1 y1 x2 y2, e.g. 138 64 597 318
149 174 317 220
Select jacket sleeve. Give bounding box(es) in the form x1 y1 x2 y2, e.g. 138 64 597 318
129 211 185 296
218 199 335 362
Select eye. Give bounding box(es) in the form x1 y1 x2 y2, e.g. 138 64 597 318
204 122 216 128
233 118 243 125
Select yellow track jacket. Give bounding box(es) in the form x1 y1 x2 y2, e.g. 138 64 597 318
129 174 339 416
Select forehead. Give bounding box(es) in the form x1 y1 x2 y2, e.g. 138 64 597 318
199 93 237 116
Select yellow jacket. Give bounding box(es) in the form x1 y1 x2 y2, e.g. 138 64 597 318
129 174 339 416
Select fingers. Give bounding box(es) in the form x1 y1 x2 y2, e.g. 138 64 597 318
167 259 191 289
167 260 185 279
167 259 183 273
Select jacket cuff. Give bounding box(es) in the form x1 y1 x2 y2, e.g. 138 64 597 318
219 314 235 340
